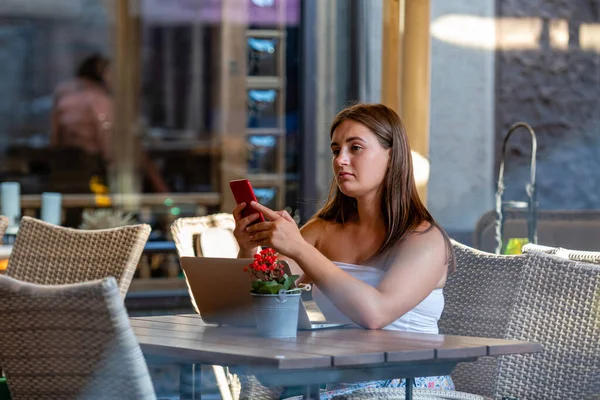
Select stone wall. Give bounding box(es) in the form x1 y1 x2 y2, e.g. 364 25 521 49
496 0 600 210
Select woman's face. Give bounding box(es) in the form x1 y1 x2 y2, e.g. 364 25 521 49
331 120 390 199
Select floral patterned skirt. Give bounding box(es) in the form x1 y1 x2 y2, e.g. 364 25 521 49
282 375 455 400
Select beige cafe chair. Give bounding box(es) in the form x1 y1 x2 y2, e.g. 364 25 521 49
0 216 8 242
0 275 156 400
171 213 239 259
523 242 600 265
492 250 600 399
171 214 240 400
439 242 599 400
333 388 488 400
437 241 531 398
5 216 151 298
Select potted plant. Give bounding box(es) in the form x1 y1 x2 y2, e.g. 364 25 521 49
244 248 304 338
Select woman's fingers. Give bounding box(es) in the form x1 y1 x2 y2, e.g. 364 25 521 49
279 210 295 223
250 201 280 220
249 230 271 243
232 202 246 221
245 221 273 233
236 212 260 231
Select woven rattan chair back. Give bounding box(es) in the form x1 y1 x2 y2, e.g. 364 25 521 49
0 275 156 400
171 216 215 257
438 241 530 397
0 215 8 242
494 252 600 400
5 216 151 298
563 249 600 264
521 243 559 255
171 213 238 311
523 243 600 265
331 387 488 400
171 213 236 258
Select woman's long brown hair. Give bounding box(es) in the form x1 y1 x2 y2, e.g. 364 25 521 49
313 103 455 272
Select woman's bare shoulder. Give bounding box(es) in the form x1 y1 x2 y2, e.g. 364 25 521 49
300 217 336 246
407 221 445 244
395 222 448 265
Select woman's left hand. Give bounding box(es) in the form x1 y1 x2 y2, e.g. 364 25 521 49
245 201 306 258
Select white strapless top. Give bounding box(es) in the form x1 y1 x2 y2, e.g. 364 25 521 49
312 261 444 334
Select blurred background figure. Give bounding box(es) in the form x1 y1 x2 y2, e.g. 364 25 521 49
49 53 114 195
50 53 168 194
51 53 112 163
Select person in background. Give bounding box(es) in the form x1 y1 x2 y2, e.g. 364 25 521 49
51 54 113 163
233 103 456 399
51 54 169 193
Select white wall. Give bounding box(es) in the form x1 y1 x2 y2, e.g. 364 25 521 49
428 0 496 231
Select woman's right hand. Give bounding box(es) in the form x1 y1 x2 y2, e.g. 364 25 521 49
232 202 260 254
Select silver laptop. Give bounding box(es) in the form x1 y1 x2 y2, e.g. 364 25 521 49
180 257 346 330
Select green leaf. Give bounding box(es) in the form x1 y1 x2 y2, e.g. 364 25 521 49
256 284 284 294
251 280 265 292
283 274 300 290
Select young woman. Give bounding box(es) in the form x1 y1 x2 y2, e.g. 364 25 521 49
233 103 456 397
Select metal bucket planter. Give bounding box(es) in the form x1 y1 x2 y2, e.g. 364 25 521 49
251 291 300 338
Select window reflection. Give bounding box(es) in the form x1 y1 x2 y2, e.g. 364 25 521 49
254 187 277 210
248 37 278 76
247 89 279 128
247 135 278 174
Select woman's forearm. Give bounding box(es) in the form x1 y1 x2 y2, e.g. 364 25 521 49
292 243 389 329
238 247 259 258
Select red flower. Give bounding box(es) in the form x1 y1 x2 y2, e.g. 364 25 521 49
245 249 287 283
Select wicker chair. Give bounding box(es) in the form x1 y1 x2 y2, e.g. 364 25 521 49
523 243 600 265
171 213 237 258
5 216 151 299
438 241 531 397
520 243 560 255
493 251 600 399
332 388 489 400
444 243 600 399
0 275 156 399
171 214 239 313
0 216 8 242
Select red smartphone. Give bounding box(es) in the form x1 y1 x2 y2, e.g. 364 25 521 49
229 179 265 224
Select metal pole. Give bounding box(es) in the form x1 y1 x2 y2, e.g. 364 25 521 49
405 377 414 400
